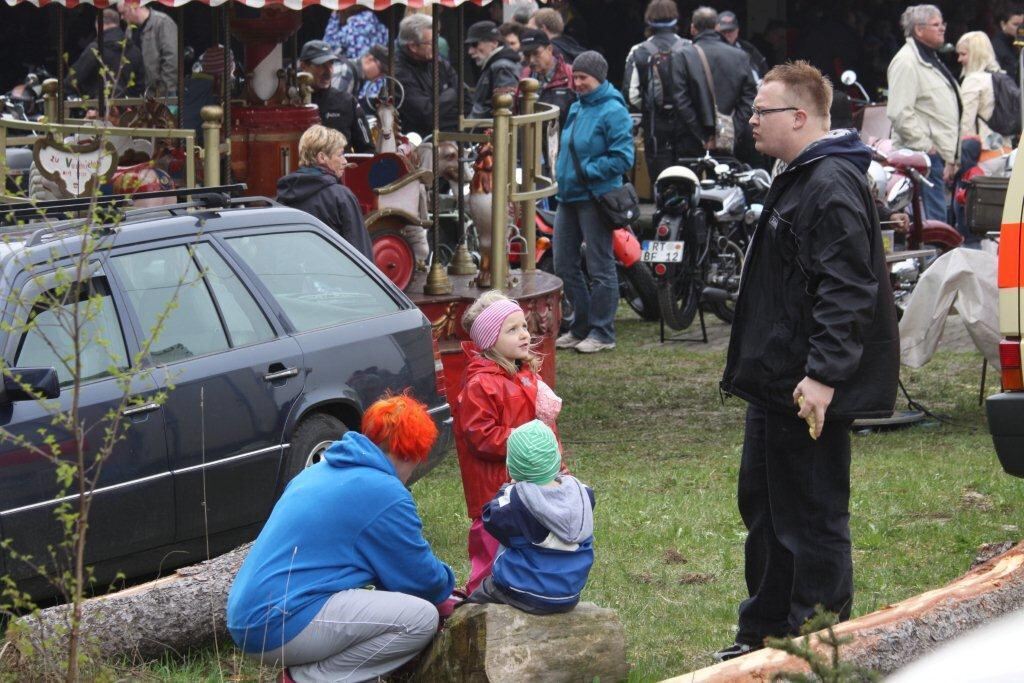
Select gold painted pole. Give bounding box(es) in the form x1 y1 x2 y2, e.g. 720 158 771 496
201 105 223 187
423 7 453 295
520 78 540 272
42 78 58 124
489 92 513 290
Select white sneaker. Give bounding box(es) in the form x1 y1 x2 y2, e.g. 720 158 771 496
575 337 616 353
555 332 584 349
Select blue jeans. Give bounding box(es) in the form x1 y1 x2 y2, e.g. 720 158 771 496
922 152 948 222
553 200 617 344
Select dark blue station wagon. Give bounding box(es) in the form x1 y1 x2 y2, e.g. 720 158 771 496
0 197 451 600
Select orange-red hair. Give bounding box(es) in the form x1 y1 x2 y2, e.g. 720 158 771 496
361 393 438 463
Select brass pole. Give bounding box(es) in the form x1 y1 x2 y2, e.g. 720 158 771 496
96 8 106 119
222 4 232 183
42 78 59 124
449 3 476 276
488 92 514 290
176 7 185 128
57 6 65 123
424 7 453 295
201 105 223 187
520 78 540 272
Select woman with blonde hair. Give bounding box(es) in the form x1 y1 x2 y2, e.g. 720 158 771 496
956 30 1012 157
276 124 374 259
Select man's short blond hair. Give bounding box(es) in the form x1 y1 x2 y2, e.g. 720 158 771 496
531 8 564 35
762 61 833 120
298 125 347 167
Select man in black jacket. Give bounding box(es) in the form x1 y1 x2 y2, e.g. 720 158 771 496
622 0 714 180
690 6 757 159
528 8 586 64
300 40 373 154
715 61 898 662
69 9 145 99
466 21 522 119
393 13 462 137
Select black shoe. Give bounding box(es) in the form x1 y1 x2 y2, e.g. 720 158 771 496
711 642 761 663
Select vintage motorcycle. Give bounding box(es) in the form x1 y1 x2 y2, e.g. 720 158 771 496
646 154 770 331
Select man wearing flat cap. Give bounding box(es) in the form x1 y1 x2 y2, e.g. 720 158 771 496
300 39 373 153
717 11 768 80
467 20 523 118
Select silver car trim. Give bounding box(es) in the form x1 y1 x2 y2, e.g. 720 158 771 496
123 402 161 417
0 444 288 517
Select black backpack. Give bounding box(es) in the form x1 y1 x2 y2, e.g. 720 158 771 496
982 71 1021 137
635 38 687 117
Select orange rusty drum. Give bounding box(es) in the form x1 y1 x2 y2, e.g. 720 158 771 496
230 105 321 198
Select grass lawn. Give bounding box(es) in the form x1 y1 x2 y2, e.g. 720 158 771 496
56 306 1024 681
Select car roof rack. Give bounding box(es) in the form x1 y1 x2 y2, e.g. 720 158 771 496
0 184 250 226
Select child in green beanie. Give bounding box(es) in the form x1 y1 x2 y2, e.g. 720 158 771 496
466 420 595 615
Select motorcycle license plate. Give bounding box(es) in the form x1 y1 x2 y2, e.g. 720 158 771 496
641 240 684 263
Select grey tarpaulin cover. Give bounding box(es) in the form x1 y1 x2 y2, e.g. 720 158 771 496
898 247 1001 369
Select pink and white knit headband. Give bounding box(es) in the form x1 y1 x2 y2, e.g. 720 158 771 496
469 299 524 350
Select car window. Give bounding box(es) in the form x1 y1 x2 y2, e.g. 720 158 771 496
15 276 128 386
227 231 399 332
111 245 228 364
193 244 274 347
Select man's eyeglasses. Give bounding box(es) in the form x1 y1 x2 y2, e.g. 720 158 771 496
751 106 798 119
918 21 946 29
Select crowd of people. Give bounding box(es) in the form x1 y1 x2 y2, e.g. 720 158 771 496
46 3 1019 677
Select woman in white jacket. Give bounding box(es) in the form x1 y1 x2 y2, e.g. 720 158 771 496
957 31 1012 159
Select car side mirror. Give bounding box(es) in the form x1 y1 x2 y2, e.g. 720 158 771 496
0 367 60 404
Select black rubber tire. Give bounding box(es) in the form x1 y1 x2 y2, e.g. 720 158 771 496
618 262 660 321
707 238 745 324
657 270 700 331
286 414 348 482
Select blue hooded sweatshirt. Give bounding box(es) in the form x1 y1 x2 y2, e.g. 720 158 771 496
555 80 635 203
226 432 455 654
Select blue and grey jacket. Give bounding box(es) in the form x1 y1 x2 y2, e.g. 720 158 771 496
483 475 595 613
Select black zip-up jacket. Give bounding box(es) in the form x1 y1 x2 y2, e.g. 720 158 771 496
69 27 145 99
311 87 373 153
393 49 461 136
721 130 899 420
470 45 523 119
276 167 374 260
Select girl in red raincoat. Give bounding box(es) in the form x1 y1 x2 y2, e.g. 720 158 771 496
453 290 563 594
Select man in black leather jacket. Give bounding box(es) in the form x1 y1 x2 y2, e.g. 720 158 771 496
393 14 462 137
715 61 898 663
70 9 145 99
622 0 714 180
300 40 373 153
690 7 757 159
466 21 522 119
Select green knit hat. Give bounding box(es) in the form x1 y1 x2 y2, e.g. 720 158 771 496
506 420 561 484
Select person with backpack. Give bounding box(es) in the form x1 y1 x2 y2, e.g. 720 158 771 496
622 0 715 181
886 5 961 222
957 31 1017 160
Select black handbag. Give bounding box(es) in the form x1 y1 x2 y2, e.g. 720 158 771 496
568 128 640 228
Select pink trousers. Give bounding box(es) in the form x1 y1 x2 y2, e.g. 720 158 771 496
466 518 500 595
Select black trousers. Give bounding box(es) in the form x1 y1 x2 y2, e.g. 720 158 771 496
644 130 702 185
736 404 854 646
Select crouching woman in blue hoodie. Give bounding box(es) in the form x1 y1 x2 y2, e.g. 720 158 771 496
227 395 455 682
467 420 595 615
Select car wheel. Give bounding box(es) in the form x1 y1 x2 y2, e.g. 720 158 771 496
287 414 348 481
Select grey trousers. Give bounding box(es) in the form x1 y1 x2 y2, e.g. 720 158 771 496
251 589 439 683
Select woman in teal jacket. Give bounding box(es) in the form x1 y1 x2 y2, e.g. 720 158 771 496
553 51 635 354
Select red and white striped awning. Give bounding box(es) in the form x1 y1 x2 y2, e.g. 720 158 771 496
4 0 509 8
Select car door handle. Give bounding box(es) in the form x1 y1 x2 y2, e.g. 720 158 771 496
123 402 161 417
264 367 299 382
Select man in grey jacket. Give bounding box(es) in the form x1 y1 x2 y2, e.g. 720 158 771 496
119 0 178 97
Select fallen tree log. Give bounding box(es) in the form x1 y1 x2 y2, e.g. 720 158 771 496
666 540 1024 682
9 543 251 663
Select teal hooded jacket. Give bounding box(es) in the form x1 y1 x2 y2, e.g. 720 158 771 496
555 80 635 204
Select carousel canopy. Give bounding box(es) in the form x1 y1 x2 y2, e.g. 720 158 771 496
4 0 513 8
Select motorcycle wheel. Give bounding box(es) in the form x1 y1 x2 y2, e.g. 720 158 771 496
657 268 700 331
707 239 746 324
618 262 660 321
